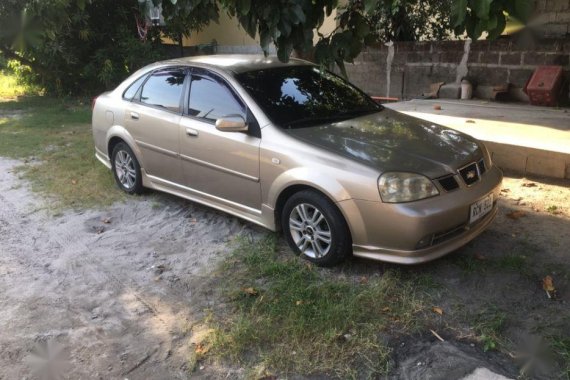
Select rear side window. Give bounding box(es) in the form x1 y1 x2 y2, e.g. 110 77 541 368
188 73 246 122
140 69 186 113
122 74 148 100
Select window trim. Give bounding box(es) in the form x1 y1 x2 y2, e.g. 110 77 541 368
122 73 150 101
235 65 383 128
184 68 246 123
184 67 261 138
131 66 190 116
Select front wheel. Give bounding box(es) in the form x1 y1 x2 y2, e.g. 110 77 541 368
111 142 144 194
281 190 352 267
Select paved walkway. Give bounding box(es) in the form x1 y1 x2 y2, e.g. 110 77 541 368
386 99 570 179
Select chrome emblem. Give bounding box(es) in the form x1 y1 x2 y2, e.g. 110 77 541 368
466 170 476 179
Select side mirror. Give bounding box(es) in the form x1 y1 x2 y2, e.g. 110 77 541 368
215 114 248 132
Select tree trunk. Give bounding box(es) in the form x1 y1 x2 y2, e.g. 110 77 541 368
178 33 184 58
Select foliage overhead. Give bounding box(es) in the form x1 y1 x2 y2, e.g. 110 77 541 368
158 0 219 49
149 0 532 75
450 0 532 40
367 0 453 42
1 0 532 94
0 0 166 95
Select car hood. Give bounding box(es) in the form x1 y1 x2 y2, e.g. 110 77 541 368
285 108 482 178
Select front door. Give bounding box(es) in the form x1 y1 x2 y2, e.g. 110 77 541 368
179 69 261 211
125 67 186 183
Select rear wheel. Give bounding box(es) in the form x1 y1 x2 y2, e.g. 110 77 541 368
111 142 143 194
282 190 351 267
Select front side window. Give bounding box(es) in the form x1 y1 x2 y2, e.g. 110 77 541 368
139 69 186 113
188 73 246 123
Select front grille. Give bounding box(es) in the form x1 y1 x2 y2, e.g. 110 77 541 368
459 162 480 186
437 175 460 192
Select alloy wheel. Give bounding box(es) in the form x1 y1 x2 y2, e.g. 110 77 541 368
114 150 137 189
289 203 332 258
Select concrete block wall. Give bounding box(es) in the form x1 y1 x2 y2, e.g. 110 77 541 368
534 0 570 36
346 38 570 102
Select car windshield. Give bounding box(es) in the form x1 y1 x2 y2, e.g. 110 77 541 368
235 65 382 128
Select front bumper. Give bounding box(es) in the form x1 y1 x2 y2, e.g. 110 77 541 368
339 166 503 264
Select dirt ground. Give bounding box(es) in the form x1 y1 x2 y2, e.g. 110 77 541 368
383 172 570 379
1 157 569 379
0 157 261 379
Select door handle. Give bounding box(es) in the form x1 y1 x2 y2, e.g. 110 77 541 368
186 128 199 137
130 112 139 120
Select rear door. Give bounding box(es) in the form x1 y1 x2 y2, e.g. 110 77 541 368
125 67 187 183
179 68 262 210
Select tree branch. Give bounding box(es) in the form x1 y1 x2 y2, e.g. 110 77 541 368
0 45 46 75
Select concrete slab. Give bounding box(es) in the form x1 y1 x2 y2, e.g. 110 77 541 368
395 341 516 380
527 154 567 178
461 367 513 380
386 99 570 179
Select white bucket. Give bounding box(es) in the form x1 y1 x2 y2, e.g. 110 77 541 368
461 80 473 100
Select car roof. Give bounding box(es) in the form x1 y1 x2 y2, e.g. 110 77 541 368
157 54 315 74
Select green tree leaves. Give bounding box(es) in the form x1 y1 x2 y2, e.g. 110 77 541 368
368 0 453 42
512 0 532 22
221 0 336 61
1 0 166 94
0 0 533 91
364 0 379 13
451 0 532 40
452 0 468 26
473 0 493 19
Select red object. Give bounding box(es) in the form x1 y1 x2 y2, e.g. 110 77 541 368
524 66 564 107
371 96 400 103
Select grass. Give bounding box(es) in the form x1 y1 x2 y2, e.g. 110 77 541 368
205 235 428 378
450 238 534 275
0 72 42 98
0 84 124 209
493 254 528 272
470 306 507 352
200 235 568 378
548 336 570 379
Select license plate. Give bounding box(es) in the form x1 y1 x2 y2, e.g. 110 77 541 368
470 193 493 224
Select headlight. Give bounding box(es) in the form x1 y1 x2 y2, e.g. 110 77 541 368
378 172 439 203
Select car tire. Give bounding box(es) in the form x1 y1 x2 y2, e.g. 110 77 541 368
282 190 352 267
111 142 144 194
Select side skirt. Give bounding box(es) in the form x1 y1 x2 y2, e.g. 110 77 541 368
143 171 276 231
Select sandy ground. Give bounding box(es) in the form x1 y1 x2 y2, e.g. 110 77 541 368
1 156 569 379
0 158 259 379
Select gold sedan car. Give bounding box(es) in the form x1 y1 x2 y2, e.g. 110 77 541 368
92 55 502 266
